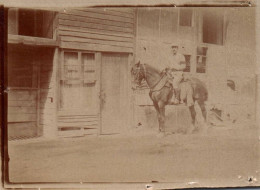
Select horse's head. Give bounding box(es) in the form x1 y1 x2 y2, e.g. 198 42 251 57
131 61 145 87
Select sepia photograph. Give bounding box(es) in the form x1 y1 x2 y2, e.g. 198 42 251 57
2 1 260 189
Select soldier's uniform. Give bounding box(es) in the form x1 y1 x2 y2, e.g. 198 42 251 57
165 44 186 104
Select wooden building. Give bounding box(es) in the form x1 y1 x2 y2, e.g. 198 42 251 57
7 7 257 139
7 7 135 139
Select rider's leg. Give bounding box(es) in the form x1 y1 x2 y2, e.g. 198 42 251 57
172 72 184 104
166 71 179 105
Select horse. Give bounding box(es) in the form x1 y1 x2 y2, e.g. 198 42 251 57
131 62 208 134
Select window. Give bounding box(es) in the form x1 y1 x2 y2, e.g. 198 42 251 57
60 51 96 109
179 9 193 27
82 53 96 83
202 12 224 45
8 8 54 38
196 47 208 73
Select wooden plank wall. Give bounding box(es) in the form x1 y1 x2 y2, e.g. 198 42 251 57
39 48 57 137
57 8 135 53
7 46 38 139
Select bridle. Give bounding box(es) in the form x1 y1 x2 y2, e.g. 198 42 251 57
132 63 147 87
140 63 147 79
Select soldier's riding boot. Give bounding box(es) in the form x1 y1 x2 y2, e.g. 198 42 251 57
175 88 184 104
168 89 180 105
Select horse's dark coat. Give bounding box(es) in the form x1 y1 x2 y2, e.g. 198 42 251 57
131 63 208 133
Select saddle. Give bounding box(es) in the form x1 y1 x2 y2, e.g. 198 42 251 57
150 74 172 92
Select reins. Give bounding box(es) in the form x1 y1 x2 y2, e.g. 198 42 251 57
141 64 147 79
141 64 171 91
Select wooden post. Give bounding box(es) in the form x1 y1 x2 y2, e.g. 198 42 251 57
95 52 102 135
42 48 58 138
128 53 134 129
36 51 41 136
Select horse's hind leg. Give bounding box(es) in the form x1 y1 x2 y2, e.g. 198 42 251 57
187 105 196 134
153 101 166 134
189 105 196 125
197 100 207 121
153 101 162 132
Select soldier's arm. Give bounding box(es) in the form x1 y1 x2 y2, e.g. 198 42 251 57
172 62 186 70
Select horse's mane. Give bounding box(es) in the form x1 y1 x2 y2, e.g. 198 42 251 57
143 64 162 77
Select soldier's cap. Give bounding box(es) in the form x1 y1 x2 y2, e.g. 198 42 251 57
170 43 179 48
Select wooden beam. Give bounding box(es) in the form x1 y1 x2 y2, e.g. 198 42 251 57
107 8 135 15
60 36 134 48
59 25 134 39
95 52 102 135
8 34 58 47
8 113 37 122
128 54 134 130
58 27 134 42
74 8 135 19
60 41 133 53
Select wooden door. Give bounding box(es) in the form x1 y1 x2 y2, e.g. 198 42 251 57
101 53 129 134
58 51 99 136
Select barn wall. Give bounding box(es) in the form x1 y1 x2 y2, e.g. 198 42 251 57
57 8 135 53
7 45 38 139
7 45 57 139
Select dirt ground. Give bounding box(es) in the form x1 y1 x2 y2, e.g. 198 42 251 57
7 123 260 189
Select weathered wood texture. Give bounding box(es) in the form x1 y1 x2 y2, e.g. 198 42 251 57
8 34 58 47
39 48 57 138
57 115 98 136
57 51 100 136
100 53 130 134
8 122 38 140
7 46 39 139
57 8 135 53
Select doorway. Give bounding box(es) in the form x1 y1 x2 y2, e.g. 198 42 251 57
58 50 99 136
100 53 130 134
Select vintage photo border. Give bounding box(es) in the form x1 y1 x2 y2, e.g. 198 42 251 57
1 0 260 189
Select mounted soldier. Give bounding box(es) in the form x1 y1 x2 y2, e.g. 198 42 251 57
164 43 186 105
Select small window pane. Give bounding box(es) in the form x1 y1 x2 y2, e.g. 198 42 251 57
82 53 96 83
64 52 80 80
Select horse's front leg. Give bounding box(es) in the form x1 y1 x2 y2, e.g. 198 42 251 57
158 102 166 133
152 101 162 132
187 105 196 134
